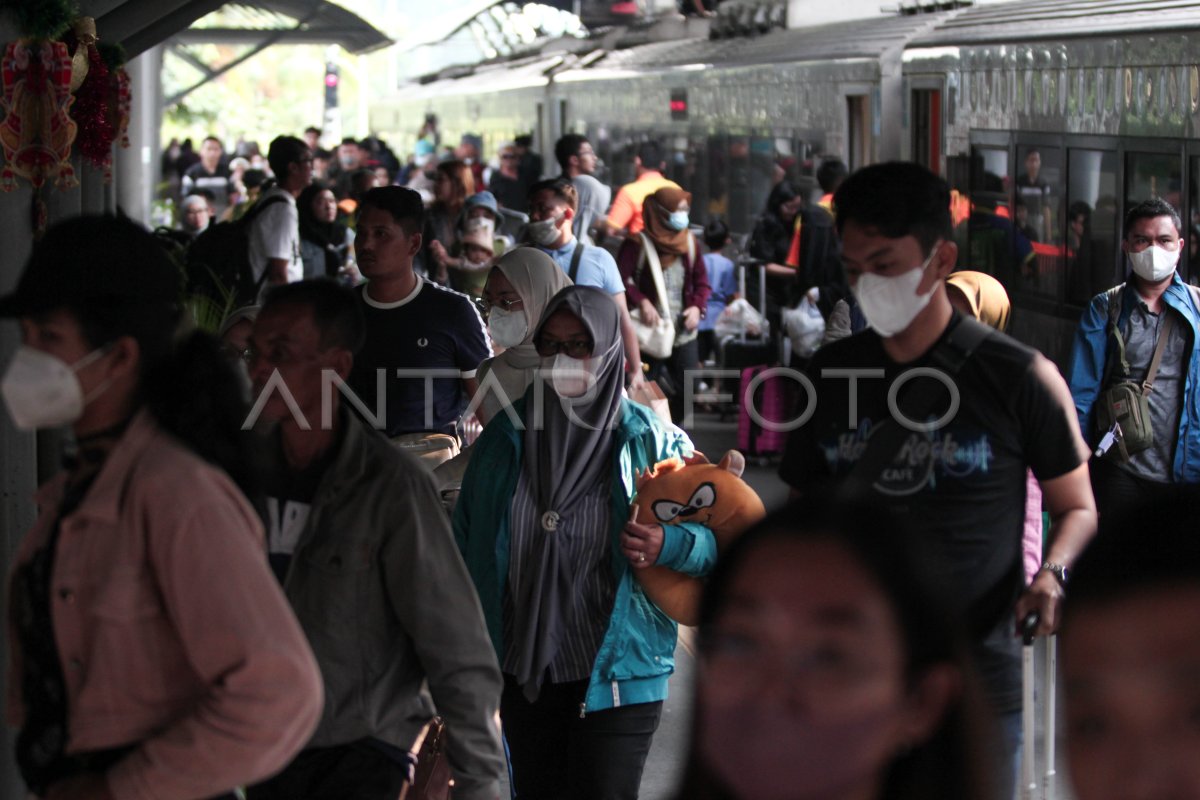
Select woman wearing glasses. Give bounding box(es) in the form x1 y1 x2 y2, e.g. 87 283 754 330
473 247 572 423
453 285 717 799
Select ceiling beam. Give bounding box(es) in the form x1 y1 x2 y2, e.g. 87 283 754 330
165 6 319 106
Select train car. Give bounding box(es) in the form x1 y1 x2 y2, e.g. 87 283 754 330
904 0 1200 365
372 0 1200 368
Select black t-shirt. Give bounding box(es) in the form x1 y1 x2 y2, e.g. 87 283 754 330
348 278 491 437
779 315 1085 712
262 433 338 584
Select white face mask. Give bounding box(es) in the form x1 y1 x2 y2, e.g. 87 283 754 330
528 215 563 247
1128 244 1179 283
1 345 112 431
852 243 940 338
542 353 596 398
488 306 529 349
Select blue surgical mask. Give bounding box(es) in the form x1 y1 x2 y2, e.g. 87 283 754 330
667 211 690 231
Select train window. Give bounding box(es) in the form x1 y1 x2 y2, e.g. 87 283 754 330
964 146 1021 281
708 135 730 230
1125 152 1183 215
1015 145 1064 300
1065 149 1119 306
1188 157 1200 283
912 89 942 174
727 136 754 235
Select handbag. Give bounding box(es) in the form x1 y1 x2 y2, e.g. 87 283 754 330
399 716 453 800
629 233 677 359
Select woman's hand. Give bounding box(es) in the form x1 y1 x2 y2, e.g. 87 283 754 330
44 775 115 800
682 306 701 331
638 298 661 327
622 504 664 569
429 240 453 268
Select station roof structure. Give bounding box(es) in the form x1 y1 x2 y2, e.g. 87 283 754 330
146 1 391 105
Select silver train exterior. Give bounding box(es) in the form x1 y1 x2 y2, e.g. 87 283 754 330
372 0 1200 367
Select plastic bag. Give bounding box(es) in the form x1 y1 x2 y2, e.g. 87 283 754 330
782 292 825 359
714 298 768 339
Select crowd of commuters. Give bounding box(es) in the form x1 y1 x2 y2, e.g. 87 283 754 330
3 118 1200 800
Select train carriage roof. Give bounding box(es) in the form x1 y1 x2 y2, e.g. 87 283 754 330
910 0 1200 47
592 12 952 71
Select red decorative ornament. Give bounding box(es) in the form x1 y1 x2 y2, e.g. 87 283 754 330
0 40 78 192
71 44 116 178
113 66 131 149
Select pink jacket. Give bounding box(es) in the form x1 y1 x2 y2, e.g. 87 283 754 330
7 412 323 799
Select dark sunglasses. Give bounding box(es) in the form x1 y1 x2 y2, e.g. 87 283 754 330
534 338 593 359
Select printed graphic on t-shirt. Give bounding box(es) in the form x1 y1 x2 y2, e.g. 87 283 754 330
824 419 996 496
266 497 310 582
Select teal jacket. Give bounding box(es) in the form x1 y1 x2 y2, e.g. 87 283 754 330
453 398 717 714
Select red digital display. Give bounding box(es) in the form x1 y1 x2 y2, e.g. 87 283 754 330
669 100 687 112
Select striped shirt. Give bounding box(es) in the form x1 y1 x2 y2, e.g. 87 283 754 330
503 468 615 683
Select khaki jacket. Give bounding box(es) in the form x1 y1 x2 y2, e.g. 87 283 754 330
267 409 504 800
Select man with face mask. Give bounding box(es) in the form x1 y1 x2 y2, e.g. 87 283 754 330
1068 198 1200 519
779 161 1097 800
527 177 645 390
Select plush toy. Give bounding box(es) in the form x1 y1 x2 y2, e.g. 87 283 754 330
632 450 766 625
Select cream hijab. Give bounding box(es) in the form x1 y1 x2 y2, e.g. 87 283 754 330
476 247 573 419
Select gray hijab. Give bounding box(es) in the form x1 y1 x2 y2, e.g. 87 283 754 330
513 284 625 700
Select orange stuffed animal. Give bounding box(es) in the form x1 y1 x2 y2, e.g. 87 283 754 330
631 450 766 625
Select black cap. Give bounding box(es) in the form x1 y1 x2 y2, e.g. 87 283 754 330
0 215 182 318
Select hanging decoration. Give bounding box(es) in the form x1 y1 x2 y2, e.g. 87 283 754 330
67 17 117 179
0 0 76 42
101 44 132 150
0 39 78 194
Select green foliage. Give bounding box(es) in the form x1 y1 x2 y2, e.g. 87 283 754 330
98 41 126 69
186 269 238 334
0 0 76 40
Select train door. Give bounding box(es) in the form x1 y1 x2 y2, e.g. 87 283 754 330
911 86 942 174
846 93 873 171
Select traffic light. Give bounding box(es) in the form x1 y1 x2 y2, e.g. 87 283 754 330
324 63 339 110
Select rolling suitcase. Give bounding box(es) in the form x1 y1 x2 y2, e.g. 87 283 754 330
737 364 793 458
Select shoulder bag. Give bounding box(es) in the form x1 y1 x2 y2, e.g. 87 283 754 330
629 232 677 359
1094 283 1175 461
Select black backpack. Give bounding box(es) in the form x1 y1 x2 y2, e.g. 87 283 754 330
185 194 288 308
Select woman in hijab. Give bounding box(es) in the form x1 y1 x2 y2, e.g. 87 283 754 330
297 181 355 282
454 285 717 800
616 186 711 422
475 247 572 423
946 270 1011 333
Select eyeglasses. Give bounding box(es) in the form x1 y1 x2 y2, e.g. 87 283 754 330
501 154 519 160
478 295 523 314
535 338 593 358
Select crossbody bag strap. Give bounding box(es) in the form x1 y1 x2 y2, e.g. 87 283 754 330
840 317 996 498
1104 285 1132 381
1143 311 1176 394
639 232 671 316
569 242 586 283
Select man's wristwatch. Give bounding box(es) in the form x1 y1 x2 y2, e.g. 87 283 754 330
1040 561 1069 587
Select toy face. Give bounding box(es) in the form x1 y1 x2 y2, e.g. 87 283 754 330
651 482 717 525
